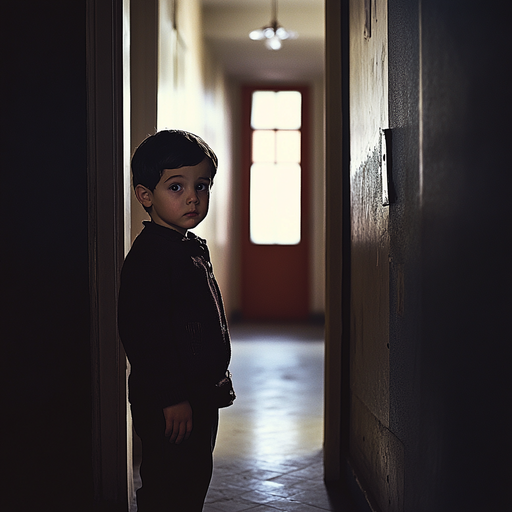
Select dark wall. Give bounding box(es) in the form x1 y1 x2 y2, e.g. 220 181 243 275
388 0 512 510
387 0 423 507
2 1 93 510
419 0 511 509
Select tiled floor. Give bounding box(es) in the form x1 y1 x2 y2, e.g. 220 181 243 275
133 323 362 511
205 450 351 512
204 323 359 512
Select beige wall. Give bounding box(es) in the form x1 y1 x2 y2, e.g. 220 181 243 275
157 0 203 132
130 0 235 313
129 0 157 243
158 0 235 314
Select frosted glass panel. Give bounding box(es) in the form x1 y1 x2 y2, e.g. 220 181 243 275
275 92 302 129
251 91 302 129
251 91 277 129
276 131 301 162
252 131 275 162
250 163 301 245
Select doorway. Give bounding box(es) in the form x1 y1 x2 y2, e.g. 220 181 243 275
240 85 311 321
126 2 327 508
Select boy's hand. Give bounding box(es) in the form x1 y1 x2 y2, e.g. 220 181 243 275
163 401 193 444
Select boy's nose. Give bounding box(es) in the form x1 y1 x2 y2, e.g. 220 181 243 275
187 191 199 204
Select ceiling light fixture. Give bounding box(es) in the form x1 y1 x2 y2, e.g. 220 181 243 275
249 0 298 51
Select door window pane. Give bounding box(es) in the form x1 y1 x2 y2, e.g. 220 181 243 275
274 91 302 129
276 130 301 162
250 90 302 245
250 163 301 245
251 91 302 129
252 130 275 162
251 91 276 129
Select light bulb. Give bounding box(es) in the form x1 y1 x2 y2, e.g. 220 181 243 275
276 27 289 39
264 27 275 39
265 35 282 50
249 29 264 40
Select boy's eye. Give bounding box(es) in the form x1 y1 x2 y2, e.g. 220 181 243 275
169 183 182 192
196 183 208 191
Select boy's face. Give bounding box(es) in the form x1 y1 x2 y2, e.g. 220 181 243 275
135 158 212 234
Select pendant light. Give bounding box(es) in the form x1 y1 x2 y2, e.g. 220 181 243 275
249 0 298 51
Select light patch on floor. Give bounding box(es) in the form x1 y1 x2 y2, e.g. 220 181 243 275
215 336 325 462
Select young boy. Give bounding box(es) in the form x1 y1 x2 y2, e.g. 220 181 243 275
118 130 233 511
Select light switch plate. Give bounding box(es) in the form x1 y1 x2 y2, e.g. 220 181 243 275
381 128 389 206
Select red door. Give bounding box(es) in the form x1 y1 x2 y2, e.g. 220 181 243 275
240 85 310 321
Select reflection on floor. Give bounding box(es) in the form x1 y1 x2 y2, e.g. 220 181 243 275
133 323 360 511
204 322 359 512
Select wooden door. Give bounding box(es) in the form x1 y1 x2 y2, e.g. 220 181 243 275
240 85 310 321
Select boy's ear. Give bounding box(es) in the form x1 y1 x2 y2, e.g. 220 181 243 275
135 184 153 208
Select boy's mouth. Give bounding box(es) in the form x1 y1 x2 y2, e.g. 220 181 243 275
185 210 199 217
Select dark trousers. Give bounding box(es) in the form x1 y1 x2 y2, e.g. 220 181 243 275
131 401 219 512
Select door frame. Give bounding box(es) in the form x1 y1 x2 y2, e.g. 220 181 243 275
240 84 312 321
87 0 130 508
324 0 351 482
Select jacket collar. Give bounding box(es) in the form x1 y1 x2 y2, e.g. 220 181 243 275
142 221 204 244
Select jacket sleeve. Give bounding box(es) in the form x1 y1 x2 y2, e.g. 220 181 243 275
118 236 188 409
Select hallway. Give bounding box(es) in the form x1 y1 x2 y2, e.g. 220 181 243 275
203 323 358 512
132 323 359 511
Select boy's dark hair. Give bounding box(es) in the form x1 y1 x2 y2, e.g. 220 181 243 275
131 130 218 192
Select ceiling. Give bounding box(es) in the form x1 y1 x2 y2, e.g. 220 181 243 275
201 0 325 82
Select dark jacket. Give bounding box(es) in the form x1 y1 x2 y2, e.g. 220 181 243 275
117 221 231 409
